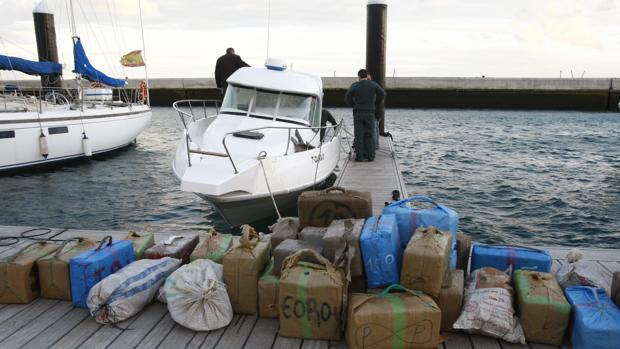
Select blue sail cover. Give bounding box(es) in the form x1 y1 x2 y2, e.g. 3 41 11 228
73 38 125 87
0 55 62 76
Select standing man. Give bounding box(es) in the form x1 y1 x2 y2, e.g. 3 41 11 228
345 69 385 162
214 48 250 95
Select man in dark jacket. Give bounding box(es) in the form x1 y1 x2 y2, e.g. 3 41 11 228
214 48 250 94
345 69 385 162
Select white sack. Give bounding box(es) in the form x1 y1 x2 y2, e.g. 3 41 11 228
87 257 181 324
163 258 232 331
157 259 222 303
556 250 611 294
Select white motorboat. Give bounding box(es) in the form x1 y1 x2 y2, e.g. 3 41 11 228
173 61 342 226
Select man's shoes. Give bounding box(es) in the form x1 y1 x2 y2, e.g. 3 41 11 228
367 158 374 162
354 158 365 162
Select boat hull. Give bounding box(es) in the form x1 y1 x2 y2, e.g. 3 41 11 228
0 105 151 172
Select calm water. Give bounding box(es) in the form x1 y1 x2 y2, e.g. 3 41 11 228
1 107 619 247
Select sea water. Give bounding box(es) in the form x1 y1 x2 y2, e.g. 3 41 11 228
0 107 618 247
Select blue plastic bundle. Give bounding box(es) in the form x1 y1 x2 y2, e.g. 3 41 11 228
470 244 552 273
70 236 134 308
565 286 620 349
359 214 402 288
383 195 458 248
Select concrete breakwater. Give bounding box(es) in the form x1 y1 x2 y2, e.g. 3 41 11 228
6 77 620 111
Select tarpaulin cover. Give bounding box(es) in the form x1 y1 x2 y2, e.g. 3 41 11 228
0 54 62 76
73 38 125 87
565 286 620 349
471 244 552 274
360 214 402 288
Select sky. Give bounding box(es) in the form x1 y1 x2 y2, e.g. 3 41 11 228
0 0 619 80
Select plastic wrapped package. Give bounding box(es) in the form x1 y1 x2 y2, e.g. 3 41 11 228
565 286 620 349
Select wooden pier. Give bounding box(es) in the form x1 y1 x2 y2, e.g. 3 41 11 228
0 136 619 348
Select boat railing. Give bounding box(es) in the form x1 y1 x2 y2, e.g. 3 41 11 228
186 120 343 175
172 99 221 131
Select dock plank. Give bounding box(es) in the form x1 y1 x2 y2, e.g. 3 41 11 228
0 300 72 349
22 307 89 349
272 335 302 349
214 314 258 349
244 317 278 349
158 323 197 349
107 302 169 349
529 343 560 349
186 332 208 349
134 313 176 349
469 335 501 349
499 340 530 349
79 311 142 349
199 315 234 349
444 331 473 349
301 339 330 349
0 298 58 342
0 302 36 326
49 314 102 349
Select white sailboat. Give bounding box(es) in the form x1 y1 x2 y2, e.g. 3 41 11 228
0 1 151 172
172 60 342 226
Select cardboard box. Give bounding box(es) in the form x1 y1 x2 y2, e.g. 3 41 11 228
37 238 96 301
346 285 442 349
514 270 570 346
258 258 279 318
456 232 471 272
223 225 271 314
432 269 464 331
401 227 452 297
0 241 59 303
298 187 372 229
612 271 620 307
124 231 155 260
190 231 233 263
273 239 322 276
269 217 299 249
144 234 199 264
279 249 345 340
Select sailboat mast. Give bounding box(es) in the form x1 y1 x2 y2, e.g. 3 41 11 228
68 0 77 39
138 0 150 106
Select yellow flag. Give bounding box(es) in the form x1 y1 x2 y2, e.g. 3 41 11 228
120 50 145 67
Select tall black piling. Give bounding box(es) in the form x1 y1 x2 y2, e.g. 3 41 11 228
366 0 387 133
33 3 61 89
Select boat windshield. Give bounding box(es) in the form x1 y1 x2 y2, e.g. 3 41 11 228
221 85 319 125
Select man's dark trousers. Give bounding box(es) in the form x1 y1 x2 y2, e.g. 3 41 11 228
353 111 375 161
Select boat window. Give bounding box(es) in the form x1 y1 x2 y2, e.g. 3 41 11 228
221 86 254 113
0 130 15 139
277 94 313 123
48 126 68 135
254 90 279 117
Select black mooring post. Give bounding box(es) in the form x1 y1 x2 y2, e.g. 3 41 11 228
366 0 387 134
33 4 61 89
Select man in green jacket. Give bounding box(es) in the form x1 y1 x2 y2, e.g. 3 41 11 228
345 69 386 162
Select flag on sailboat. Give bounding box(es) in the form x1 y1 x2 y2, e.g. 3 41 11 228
120 50 145 67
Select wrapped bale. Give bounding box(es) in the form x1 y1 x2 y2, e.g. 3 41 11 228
70 236 134 308
124 231 155 260
456 232 471 272
157 259 222 304
163 259 233 331
613 272 620 307
433 269 464 331
223 225 270 314
382 195 458 248
471 244 552 273
88 257 181 324
556 249 611 293
269 217 299 249
401 227 452 297
189 229 233 263
453 267 526 344
298 227 327 245
513 270 570 346
346 285 442 349
258 258 279 318
144 234 199 265
360 214 402 288
279 249 345 340
273 238 322 276
37 238 96 301
322 218 365 278
0 241 59 303
565 286 620 349
298 186 372 229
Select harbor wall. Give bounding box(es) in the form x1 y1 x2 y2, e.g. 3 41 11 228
5 77 620 111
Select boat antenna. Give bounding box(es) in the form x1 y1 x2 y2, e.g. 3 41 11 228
138 0 150 106
266 0 271 59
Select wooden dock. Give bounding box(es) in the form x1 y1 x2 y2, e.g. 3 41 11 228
0 136 619 348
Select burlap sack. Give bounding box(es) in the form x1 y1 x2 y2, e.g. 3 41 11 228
613 272 620 307
401 227 452 297
0 241 59 303
258 258 279 318
124 231 155 260
322 218 365 279
37 238 96 301
298 187 372 229
190 229 233 263
433 269 464 331
298 227 327 245
514 270 570 346
223 225 270 314
456 232 472 272
269 217 299 249
279 249 345 340
273 239 322 276
346 284 442 349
